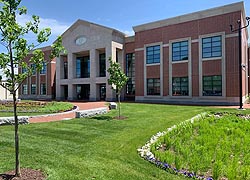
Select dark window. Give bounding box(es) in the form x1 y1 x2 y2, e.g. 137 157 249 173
22 67 27 74
172 41 188 61
202 36 222 58
40 83 46 95
203 75 222 96
31 84 36 95
146 45 160 64
99 53 106 77
22 84 28 95
31 64 36 75
64 61 68 79
172 77 188 96
126 53 135 95
76 56 90 78
40 62 47 74
147 78 160 95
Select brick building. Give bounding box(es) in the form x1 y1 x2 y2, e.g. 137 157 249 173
19 46 56 100
19 2 249 105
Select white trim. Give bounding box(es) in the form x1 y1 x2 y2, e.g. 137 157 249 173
135 48 144 52
133 2 244 32
191 39 199 43
163 44 169 48
225 33 238 38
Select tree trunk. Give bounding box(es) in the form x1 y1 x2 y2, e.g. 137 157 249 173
118 93 121 119
13 91 20 177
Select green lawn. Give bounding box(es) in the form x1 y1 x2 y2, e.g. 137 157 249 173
0 103 248 180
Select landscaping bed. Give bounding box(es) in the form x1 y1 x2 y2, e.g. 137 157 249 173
0 101 74 115
139 112 250 180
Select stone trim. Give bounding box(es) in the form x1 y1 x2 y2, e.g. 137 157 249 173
133 2 244 32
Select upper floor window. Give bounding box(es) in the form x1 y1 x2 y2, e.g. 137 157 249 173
40 62 47 74
203 75 222 96
64 61 68 79
146 45 160 64
76 56 90 78
99 53 106 77
31 64 36 75
202 36 222 58
22 67 27 74
172 41 188 61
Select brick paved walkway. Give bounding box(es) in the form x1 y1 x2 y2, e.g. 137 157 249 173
29 101 107 123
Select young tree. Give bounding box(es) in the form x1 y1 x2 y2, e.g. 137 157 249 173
0 0 64 177
107 57 128 119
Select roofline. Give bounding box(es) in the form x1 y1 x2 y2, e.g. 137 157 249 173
133 1 246 32
61 19 125 38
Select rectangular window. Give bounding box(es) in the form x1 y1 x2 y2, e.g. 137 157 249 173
31 84 36 95
22 84 28 95
22 67 27 74
126 53 135 95
76 56 90 78
146 45 160 64
64 61 68 79
202 36 222 58
172 41 188 61
40 62 47 74
147 78 160 95
99 53 106 77
203 75 222 96
172 77 188 96
31 64 36 75
40 83 46 95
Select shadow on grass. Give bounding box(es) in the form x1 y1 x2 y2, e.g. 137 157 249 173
0 174 15 180
90 115 113 121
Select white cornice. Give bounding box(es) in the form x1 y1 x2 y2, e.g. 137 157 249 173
133 1 245 33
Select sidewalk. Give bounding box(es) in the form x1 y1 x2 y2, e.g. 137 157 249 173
29 101 107 123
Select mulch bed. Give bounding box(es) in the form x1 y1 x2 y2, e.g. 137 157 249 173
0 168 46 180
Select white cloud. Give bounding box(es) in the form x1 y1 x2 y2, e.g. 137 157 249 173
16 14 70 36
123 30 135 36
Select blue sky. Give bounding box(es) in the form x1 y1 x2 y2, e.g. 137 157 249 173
0 0 249 79
18 0 249 46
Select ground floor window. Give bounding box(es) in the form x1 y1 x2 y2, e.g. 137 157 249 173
40 83 46 95
203 75 222 96
22 84 28 95
147 78 160 95
31 84 36 95
76 84 90 100
172 77 188 96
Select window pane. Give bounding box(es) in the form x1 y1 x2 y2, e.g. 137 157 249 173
202 36 222 58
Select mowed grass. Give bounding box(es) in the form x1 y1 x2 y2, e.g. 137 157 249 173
0 103 248 180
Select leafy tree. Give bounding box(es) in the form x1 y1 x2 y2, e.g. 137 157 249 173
107 57 128 118
0 0 64 177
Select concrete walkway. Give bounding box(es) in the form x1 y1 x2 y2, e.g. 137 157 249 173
29 101 107 123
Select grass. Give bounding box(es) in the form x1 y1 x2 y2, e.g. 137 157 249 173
0 101 74 117
0 103 249 180
150 112 250 179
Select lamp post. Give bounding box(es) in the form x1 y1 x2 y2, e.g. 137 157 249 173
230 17 250 109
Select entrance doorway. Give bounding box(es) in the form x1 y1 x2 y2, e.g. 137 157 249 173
76 84 90 100
63 85 68 100
100 84 106 100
